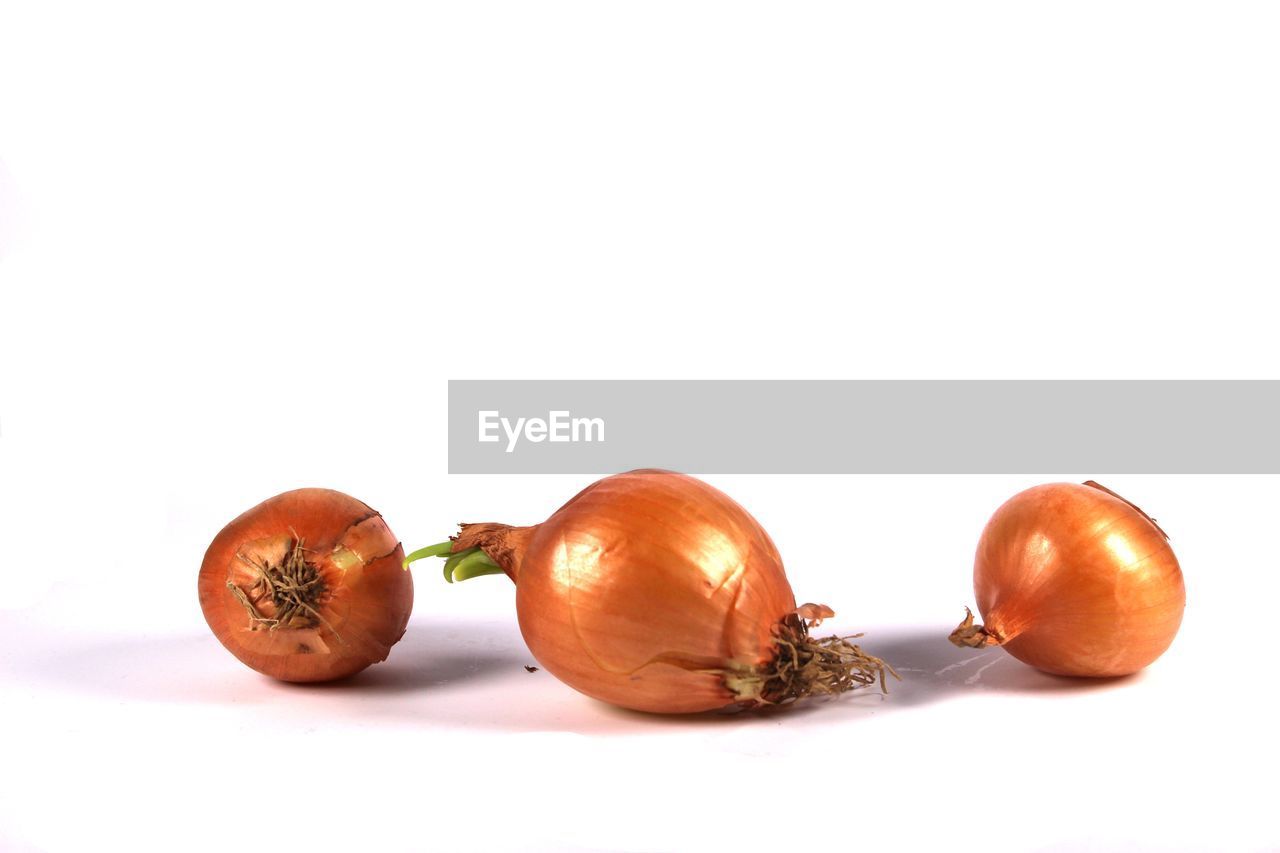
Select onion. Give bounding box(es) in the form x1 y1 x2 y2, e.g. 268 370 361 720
949 480 1185 677
404 469 894 713
199 488 414 682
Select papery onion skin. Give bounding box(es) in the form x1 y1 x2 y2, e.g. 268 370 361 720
198 489 413 682
453 470 804 713
965 482 1185 677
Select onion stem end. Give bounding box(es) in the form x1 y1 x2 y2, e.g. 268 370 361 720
948 607 1002 649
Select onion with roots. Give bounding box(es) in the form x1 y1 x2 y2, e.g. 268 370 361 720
199 488 414 682
950 480 1185 677
404 469 894 713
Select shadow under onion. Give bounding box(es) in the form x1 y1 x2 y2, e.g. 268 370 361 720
867 625 1141 707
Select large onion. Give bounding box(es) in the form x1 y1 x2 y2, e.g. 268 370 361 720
950 481 1185 677
199 488 414 682
406 469 892 713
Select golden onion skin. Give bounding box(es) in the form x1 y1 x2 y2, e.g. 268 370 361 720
506 470 798 713
199 489 413 682
973 482 1185 677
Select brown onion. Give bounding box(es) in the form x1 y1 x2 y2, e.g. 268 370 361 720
199 488 413 682
405 469 893 713
950 480 1185 677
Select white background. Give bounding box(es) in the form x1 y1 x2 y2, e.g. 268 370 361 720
2 3 1278 852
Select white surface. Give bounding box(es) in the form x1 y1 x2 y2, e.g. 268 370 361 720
5 478 1277 853
2 3 1279 851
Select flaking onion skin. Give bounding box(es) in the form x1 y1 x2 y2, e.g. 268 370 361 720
199 489 414 682
969 482 1185 677
456 470 799 713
